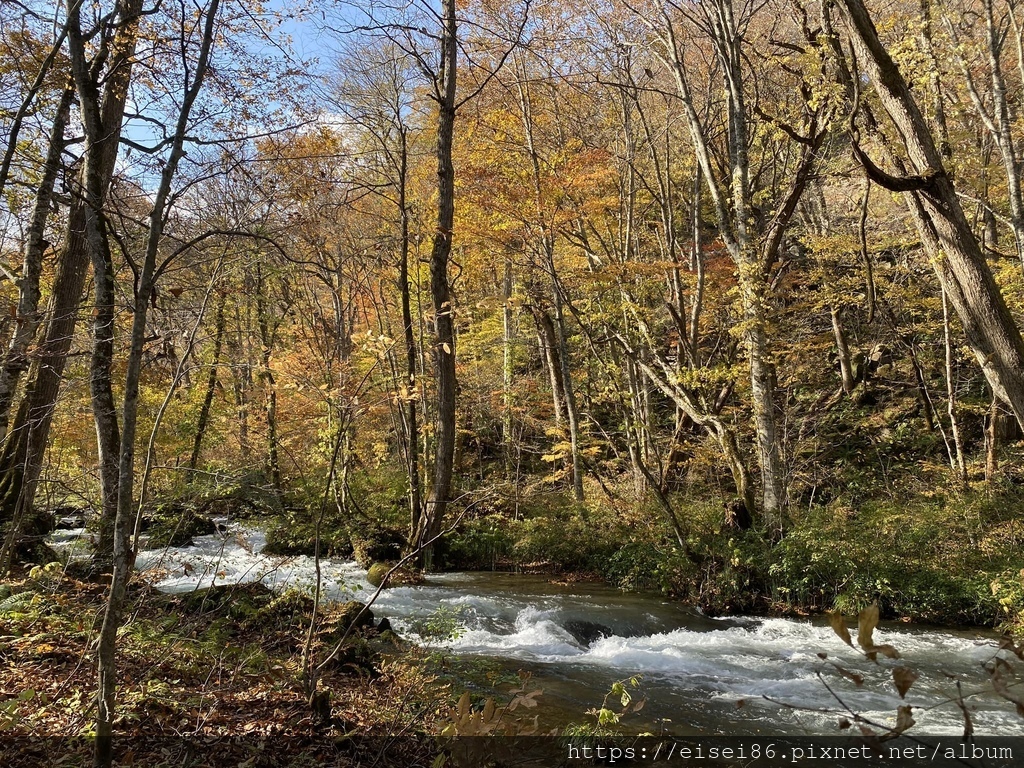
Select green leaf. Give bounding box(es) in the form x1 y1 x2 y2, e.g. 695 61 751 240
597 708 618 726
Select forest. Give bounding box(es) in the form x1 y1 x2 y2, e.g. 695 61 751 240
5 0 1024 764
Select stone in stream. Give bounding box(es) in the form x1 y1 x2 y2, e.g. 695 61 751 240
366 562 425 588
564 619 614 646
52 506 88 530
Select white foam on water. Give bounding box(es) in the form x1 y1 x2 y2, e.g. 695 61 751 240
48 527 93 560
115 523 1024 735
133 525 369 601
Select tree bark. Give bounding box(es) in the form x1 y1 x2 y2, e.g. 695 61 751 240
0 0 142 564
68 6 123 561
841 0 1024 431
255 265 281 490
531 303 566 425
189 293 227 473
831 308 856 395
94 2 220 763
0 87 72 442
942 286 967 484
416 0 459 567
397 128 422 541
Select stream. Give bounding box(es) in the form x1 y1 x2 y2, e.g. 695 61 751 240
55 523 1024 737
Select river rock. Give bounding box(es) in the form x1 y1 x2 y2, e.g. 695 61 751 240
141 505 217 548
351 528 405 567
564 619 613 646
176 582 275 621
366 562 425 589
333 601 374 631
53 506 88 530
366 562 390 588
21 509 55 537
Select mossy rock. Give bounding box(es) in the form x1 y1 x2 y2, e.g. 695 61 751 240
21 509 55 537
376 629 404 647
14 540 61 566
351 528 405 568
65 558 112 581
262 520 354 558
175 582 275 621
331 600 374 631
324 637 377 674
52 506 88 530
366 562 425 589
143 506 217 549
366 562 390 588
247 589 315 629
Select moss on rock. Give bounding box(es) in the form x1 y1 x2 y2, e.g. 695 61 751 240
351 528 405 568
142 505 217 548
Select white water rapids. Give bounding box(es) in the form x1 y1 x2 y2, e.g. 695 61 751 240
64 523 1024 736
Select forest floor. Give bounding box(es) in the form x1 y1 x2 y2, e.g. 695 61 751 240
0 571 448 768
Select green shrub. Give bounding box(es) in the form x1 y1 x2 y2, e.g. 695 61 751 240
508 506 625 573
444 514 515 570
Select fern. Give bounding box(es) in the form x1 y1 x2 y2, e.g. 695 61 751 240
0 592 35 615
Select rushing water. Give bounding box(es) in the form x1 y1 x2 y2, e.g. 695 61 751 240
119 523 1024 737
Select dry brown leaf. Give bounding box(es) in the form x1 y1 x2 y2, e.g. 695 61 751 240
893 666 919 698
894 705 915 735
829 613 853 647
857 604 879 650
831 663 865 686
867 643 900 660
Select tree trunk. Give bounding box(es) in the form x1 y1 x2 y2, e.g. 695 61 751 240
94 2 219 763
189 292 227 473
531 304 566 425
0 87 72 441
416 0 459 566
551 283 585 502
841 0 1024 431
986 394 1017 479
255 266 281 490
68 9 123 561
397 129 422 541
831 308 856 395
942 286 967 484
502 251 515 474
0 0 142 563
659 0 795 531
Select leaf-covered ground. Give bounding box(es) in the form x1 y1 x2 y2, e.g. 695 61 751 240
0 571 444 767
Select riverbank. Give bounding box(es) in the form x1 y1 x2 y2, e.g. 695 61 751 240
252 479 1024 635
6 517 1024 765
0 569 446 768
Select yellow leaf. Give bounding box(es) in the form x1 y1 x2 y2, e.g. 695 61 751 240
857 604 879 650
